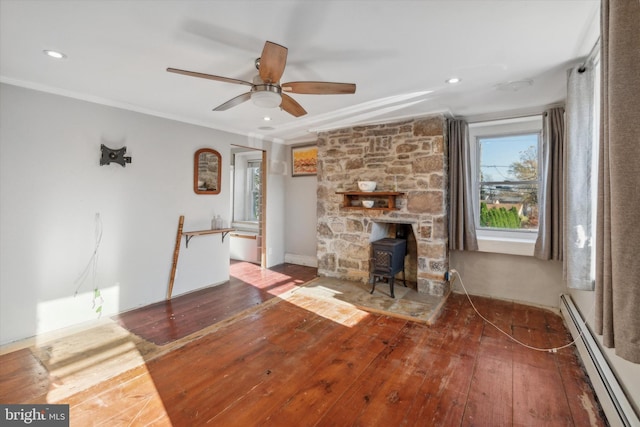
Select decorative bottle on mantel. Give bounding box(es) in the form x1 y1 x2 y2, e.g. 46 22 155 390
211 214 217 230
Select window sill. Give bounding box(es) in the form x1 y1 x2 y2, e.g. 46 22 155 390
232 221 259 232
476 232 536 256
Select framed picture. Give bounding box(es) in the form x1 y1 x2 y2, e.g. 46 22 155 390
291 144 318 177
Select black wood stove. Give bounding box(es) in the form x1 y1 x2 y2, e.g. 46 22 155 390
369 237 407 298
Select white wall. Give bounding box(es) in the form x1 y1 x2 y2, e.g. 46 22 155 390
264 141 288 266
0 84 287 344
283 145 318 267
449 250 566 308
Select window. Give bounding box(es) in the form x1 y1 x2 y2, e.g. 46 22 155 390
478 133 540 231
469 116 543 255
246 160 262 222
232 151 263 226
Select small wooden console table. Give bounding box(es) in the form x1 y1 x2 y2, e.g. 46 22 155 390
167 215 234 300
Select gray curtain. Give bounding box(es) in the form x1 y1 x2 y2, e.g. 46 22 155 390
534 108 564 260
448 119 478 251
595 0 640 364
564 62 597 290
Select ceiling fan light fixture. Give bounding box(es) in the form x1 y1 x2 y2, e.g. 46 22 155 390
251 84 282 108
169 41 352 117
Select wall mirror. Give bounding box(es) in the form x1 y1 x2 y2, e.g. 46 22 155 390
194 148 221 194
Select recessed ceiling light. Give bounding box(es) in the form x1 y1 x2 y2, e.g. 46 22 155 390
263 116 272 121
43 50 66 59
446 77 461 84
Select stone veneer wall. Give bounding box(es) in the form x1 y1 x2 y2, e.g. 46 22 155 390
316 115 450 296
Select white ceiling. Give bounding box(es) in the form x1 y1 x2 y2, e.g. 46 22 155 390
0 0 600 143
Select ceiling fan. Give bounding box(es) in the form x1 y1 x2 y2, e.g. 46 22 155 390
167 41 356 117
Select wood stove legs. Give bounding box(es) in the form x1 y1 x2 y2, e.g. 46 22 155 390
369 269 406 298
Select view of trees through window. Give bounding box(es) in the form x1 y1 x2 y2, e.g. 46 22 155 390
247 160 262 222
479 133 539 230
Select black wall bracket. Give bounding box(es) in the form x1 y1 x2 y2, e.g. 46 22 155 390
100 144 132 167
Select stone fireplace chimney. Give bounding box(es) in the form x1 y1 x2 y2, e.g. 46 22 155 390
316 115 449 297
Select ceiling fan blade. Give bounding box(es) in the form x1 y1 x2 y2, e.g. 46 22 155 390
213 92 252 111
282 81 356 95
280 94 307 117
259 41 288 84
167 67 253 87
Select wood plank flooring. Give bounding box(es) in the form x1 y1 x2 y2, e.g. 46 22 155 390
0 261 607 426
113 261 317 345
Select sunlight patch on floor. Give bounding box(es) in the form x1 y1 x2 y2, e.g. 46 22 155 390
287 277 447 325
27 319 156 403
282 291 371 327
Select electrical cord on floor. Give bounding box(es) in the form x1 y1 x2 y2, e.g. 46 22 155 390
449 269 592 354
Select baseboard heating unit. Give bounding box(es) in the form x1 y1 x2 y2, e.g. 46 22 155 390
560 294 639 427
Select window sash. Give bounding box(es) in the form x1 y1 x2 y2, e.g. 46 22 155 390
476 131 541 232
480 179 538 186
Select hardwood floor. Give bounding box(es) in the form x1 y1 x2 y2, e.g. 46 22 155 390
113 261 317 345
0 261 607 426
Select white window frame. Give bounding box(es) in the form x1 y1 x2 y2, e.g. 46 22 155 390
232 151 262 230
469 115 543 256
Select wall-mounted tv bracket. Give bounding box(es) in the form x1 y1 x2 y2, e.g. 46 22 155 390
100 144 132 167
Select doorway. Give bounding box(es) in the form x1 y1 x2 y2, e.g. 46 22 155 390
229 145 267 267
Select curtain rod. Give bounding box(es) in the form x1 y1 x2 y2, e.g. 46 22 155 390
579 37 601 73
467 105 563 125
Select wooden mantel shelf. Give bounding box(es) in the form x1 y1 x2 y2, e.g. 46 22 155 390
336 191 404 196
183 228 234 248
336 191 405 211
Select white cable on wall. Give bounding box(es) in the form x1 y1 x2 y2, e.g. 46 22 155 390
73 213 104 315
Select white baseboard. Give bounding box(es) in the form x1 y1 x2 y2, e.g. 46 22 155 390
560 294 639 427
284 253 317 267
